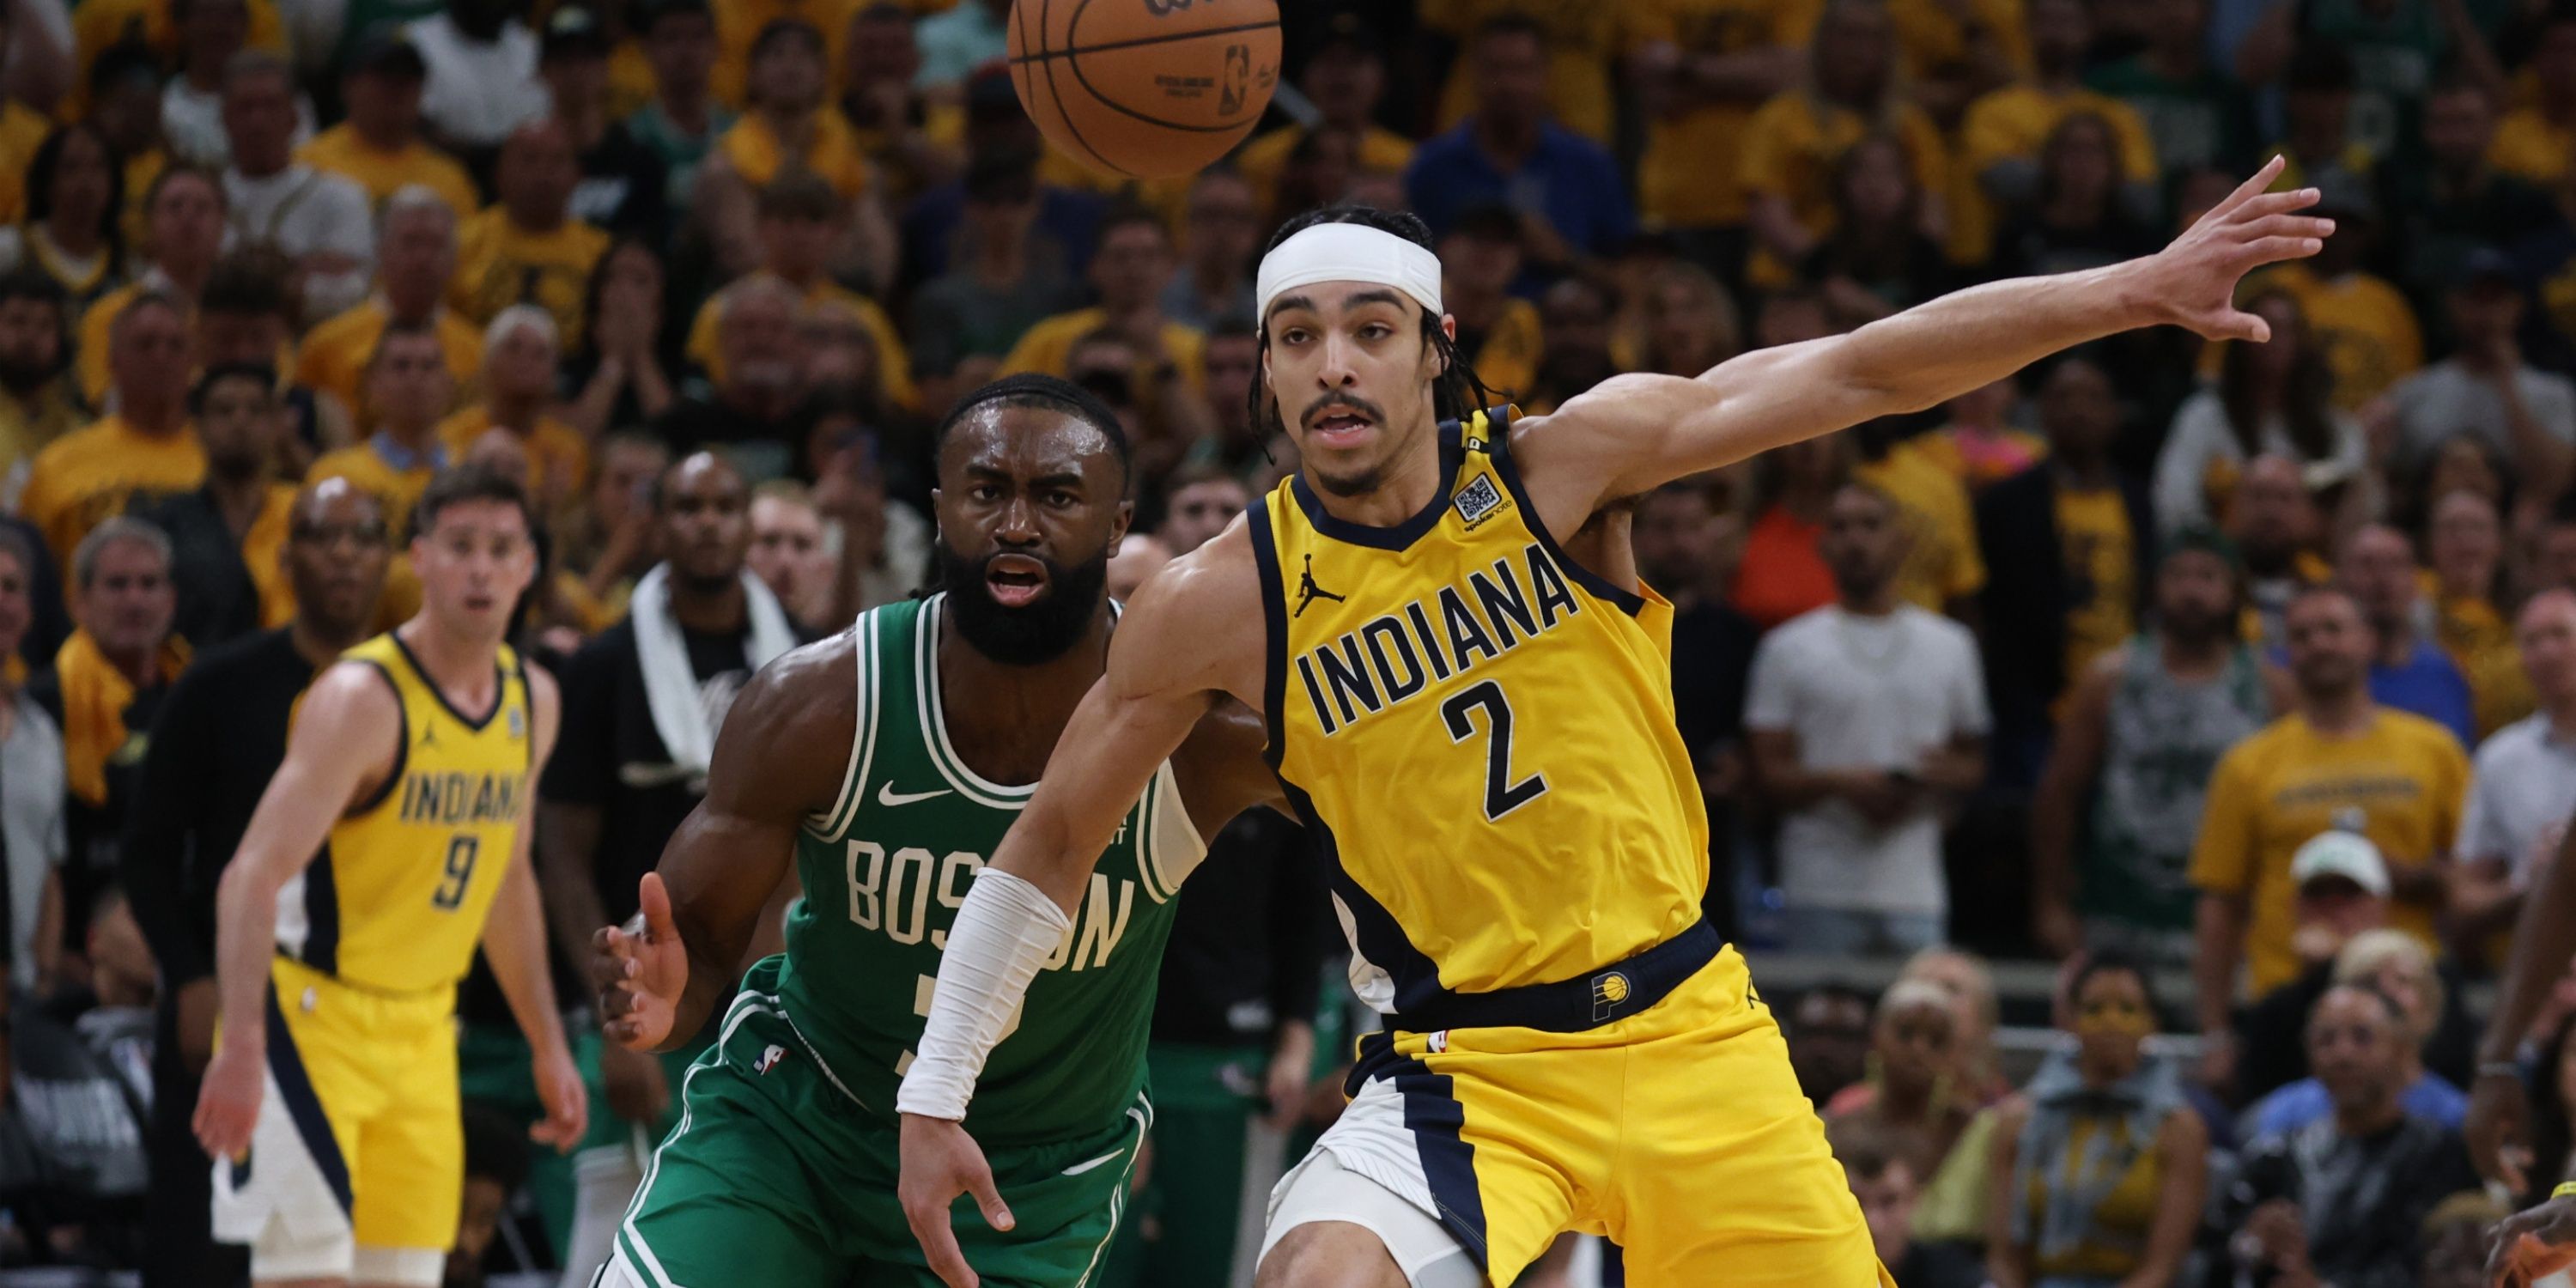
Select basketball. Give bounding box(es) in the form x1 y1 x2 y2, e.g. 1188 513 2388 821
1007 0 1281 180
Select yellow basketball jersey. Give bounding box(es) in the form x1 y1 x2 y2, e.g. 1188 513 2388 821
278 633 535 994
1250 409 1710 1020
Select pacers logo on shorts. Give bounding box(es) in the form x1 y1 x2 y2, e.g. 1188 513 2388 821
1591 970 1632 1023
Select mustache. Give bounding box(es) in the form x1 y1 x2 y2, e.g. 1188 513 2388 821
1300 394 1385 430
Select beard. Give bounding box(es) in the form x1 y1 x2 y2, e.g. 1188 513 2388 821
0 349 55 392
934 538 1109 666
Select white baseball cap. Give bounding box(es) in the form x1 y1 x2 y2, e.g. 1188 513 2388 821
2291 831 2390 897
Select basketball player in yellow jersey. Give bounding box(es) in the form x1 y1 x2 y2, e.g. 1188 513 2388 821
193 464 586 1288
897 158 2331 1288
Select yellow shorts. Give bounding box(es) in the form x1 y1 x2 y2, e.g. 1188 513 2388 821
210 957 460 1285
1304 946 1890 1285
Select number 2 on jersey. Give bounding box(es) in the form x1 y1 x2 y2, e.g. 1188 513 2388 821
431 835 479 909
1442 679 1547 819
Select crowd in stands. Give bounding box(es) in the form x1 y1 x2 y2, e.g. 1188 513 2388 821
0 0 2564 1282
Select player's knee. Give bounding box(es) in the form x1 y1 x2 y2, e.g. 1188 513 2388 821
1256 1220 1413 1288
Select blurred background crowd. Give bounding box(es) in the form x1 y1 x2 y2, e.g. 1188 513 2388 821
0 0 2567 1283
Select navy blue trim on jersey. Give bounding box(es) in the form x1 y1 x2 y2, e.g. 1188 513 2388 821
264 983 353 1216
300 843 339 976
1392 916 1718 1035
387 631 507 732
1273 774 1455 1021
1351 1031 1490 1275
1288 419 1469 551
1246 501 1290 770
344 659 408 817
1479 407 1647 617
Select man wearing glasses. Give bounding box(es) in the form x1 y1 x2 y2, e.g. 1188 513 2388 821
120 475 392 1288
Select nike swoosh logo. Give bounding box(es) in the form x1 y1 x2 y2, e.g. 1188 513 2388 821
878 783 954 807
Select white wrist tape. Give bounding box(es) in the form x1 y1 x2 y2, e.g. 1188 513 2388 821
894 868 1070 1121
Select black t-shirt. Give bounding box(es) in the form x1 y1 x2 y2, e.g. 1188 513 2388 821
130 489 261 653
542 617 759 926
2226 1113 2479 1288
118 629 315 985
571 121 671 242
1148 808 1326 1048
28 667 174 955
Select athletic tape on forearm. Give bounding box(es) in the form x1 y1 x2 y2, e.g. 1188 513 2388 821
895 868 1070 1120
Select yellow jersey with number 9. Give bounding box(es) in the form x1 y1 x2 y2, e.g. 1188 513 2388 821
276 633 535 995
1249 408 1710 1018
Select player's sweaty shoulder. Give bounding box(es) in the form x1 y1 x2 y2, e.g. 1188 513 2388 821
702 626 863 821
1116 522 1267 710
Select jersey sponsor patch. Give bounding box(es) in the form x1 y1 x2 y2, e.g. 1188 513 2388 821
1453 475 1507 529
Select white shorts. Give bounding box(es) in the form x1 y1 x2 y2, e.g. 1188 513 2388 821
1261 1076 1482 1288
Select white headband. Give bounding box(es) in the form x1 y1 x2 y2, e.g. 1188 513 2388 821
1255 222 1444 324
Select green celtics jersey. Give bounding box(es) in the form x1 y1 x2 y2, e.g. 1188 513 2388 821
770 594 1206 1147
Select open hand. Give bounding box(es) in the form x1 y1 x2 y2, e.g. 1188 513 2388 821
899 1113 1013 1288
2142 156 2333 342
595 872 688 1050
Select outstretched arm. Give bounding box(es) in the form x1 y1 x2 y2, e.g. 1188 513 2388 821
191 663 399 1160
595 639 852 1053
1518 159 2330 519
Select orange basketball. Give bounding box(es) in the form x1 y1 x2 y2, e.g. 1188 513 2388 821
1007 0 1281 180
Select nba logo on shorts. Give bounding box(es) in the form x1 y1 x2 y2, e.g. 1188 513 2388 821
1426 1031 1449 1054
756 1044 786 1074
1453 477 1507 529
1591 971 1632 1023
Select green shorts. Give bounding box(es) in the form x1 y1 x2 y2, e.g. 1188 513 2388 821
609 990 1147 1288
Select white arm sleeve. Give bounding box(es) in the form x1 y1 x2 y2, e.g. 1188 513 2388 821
895 867 1069 1121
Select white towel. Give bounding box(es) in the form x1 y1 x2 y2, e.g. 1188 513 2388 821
629 562 799 781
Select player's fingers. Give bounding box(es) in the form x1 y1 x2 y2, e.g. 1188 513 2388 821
2228 187 2323 223
2237 235 2327 267
907 1206 980 1288
967 1164 1014 1233
2200 309 2271 344
639 872 678 939
2235 213 2335 242
2208 156 2286 221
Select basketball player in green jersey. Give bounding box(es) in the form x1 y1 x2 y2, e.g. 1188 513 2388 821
588 374 1283 1288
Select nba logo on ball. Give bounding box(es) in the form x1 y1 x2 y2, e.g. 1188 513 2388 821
1592 971 1632 1022
1007 0 1281 179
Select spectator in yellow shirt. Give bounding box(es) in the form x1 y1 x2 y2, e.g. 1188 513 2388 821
296 186 483 434
1438 205 1544 404
438 305 589 517
1236 15 1414 213
308 322 455 539
76 164 226 408
450 118 611 340
1956 0 2160 264
1628 0 1817 254
297 33 482 221
1886 0 2031 125
2190 584 2468 1078
0 125 133 321
714 19 869 202
1002 206 1206 394
2488 6 2576 187
682 172 914 407
712 0 856 108
1741 0 1953 285
22 294 205 575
